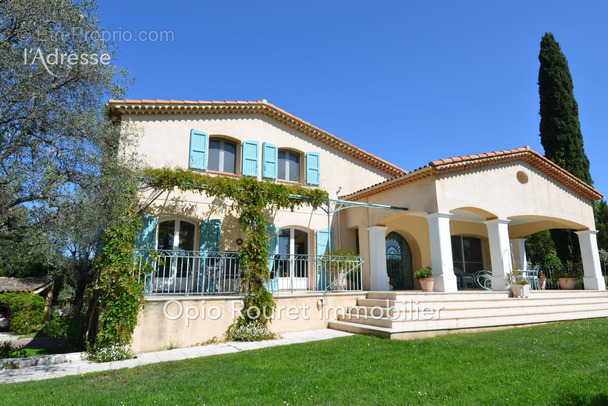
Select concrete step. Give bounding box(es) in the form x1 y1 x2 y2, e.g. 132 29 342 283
365 290 608 302
330 308 608 338
341 303 608 328
356 296 608 311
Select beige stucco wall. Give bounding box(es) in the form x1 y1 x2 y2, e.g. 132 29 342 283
124 112 395 249
131 293 364 353
341 160 597 286
435 161 595 230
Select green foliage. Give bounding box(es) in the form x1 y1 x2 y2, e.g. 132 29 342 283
0 341 26 360
545 252 562 267
554 262 582 279
595 200 608 252
40 315 80 342
538 32 592 185
414 267 432 279
143 167 329 333
88 201 144 359
538 32 594 264
525 230 560 264
0 292 46 334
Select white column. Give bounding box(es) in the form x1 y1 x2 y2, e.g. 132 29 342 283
510 238 527 271
575 230 606 291
426 213 458 292
367 226 390 291
484 219 512 291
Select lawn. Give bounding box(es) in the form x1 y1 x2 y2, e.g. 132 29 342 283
1 319 608 405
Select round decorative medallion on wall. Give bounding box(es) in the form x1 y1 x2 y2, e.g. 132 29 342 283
516 171 528 184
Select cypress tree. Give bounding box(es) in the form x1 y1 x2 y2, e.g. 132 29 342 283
538 33 593 263
539 33 592 184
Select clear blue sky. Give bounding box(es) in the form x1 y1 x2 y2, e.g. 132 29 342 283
97 1 608 197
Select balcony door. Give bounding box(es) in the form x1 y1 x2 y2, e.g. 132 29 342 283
156 219 196 292
277 228 309 290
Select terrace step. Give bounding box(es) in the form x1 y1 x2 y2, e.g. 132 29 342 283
329 290 608 339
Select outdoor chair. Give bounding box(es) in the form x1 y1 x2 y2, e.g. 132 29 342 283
523 265 541 290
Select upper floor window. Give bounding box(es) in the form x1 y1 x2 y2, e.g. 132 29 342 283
278 150 301 182
209 138 237 174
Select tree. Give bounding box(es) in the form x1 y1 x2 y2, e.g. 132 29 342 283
596 200 608 252
0 0 135 341
0 0 128 239
538 32 593 263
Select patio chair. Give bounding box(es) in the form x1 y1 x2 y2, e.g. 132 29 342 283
474 270 492 290
454 268 475 289
524 265 541 290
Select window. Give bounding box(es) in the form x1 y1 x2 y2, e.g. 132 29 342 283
451 236 484 275
208 138 237 174
278 150 301 182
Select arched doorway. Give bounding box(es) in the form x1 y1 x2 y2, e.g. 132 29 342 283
385 232 413 290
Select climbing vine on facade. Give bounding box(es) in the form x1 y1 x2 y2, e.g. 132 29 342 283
142 167 329 335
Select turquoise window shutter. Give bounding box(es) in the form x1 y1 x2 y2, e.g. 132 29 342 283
265 224 279 293
189 129 208 170
199 219 222 252
135 213 158 251
262 142 278 179
135 214 157 294
241 140 259 177
316 227 334 291
316 228 334 256
306 152 320 185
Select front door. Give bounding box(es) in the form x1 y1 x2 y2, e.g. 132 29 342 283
385 232 413 290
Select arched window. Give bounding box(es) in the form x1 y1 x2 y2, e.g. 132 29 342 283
278 150 301 182
208 138 237 174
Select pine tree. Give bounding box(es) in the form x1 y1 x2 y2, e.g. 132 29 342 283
538 33 593 263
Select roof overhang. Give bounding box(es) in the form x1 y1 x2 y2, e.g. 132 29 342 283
343 146 604 203
107 99 407 178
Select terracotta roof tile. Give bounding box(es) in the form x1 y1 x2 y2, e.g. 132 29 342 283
0 277 52 293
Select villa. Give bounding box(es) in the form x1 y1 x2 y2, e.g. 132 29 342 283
108 100 607 352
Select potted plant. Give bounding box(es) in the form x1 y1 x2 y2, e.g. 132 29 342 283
539 271 547 290
556 263 581 290
414 267 434 292
511 279 530 298
388 276 396 290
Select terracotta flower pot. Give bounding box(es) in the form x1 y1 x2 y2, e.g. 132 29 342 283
539 278 546 290
558 277 576 290
419 277 434 292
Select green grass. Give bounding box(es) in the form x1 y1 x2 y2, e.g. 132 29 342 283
2 319 608 405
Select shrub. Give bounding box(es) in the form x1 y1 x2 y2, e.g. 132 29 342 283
40 315 79 341
0 341 26 359
0 292 46 334
227 320 277 342
86 344 132 363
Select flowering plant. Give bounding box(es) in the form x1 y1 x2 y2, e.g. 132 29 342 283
539 271 547 279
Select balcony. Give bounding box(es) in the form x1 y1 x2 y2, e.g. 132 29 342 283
134 250 364 296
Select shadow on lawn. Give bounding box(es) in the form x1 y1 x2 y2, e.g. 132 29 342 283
562 393 608 406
